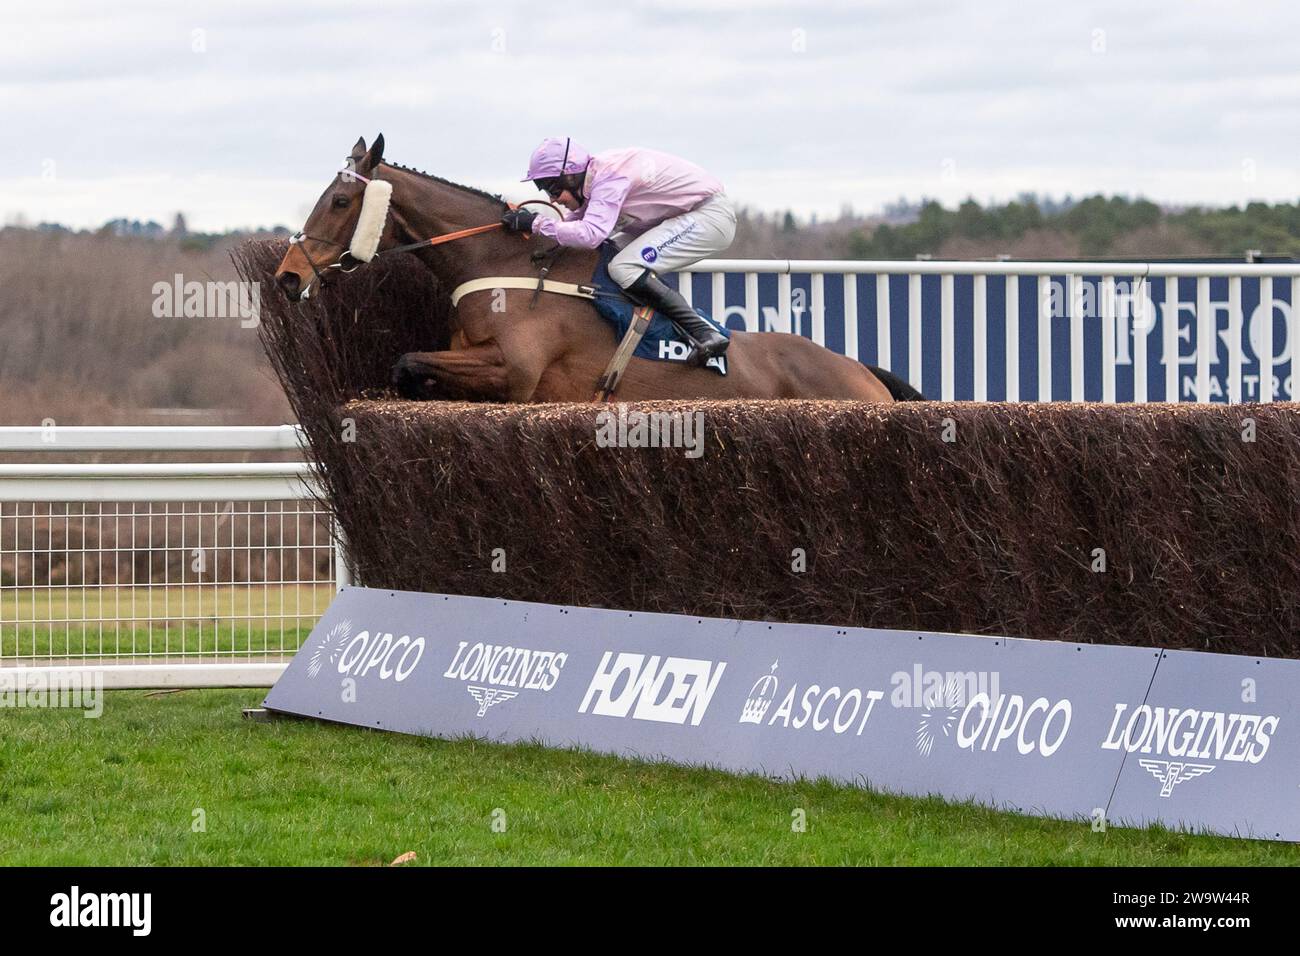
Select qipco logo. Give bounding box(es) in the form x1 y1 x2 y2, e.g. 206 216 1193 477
337 630 426 682
956 692 1072 757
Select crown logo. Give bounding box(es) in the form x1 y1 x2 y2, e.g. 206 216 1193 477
740 661 780 725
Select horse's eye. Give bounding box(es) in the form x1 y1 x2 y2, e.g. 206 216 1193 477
332 196 349 209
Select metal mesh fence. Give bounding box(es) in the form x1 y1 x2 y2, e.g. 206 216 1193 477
0 499 336 664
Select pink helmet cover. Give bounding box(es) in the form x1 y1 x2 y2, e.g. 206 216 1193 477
522 137 591 181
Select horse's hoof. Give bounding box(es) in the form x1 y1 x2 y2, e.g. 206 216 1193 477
391 360 419 398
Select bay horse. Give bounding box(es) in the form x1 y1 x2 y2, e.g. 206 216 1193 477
274 135 922 404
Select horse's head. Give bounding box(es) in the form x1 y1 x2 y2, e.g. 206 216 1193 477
275 134 389 301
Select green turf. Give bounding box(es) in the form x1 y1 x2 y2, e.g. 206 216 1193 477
0 585 328 660
1 689 1297 865
0 626 313 662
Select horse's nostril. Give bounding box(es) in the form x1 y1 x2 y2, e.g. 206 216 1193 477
277 272 301 295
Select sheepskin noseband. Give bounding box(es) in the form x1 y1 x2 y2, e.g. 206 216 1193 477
349 179 393 262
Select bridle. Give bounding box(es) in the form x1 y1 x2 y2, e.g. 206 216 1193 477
288 165 562 298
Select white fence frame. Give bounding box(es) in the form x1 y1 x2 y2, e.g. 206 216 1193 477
678 259 1300 404
0 425 344 689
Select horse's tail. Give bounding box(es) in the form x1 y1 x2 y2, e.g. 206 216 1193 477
867 365 927 401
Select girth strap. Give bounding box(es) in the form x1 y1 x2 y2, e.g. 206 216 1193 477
593 306 655 403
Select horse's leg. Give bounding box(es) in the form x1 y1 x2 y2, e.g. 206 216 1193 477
392 343 510 401
392 334 554 403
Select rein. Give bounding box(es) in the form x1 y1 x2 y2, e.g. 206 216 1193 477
290 169 655 402
289 179 561 295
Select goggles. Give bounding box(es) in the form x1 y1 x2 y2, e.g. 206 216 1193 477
534 176 567 199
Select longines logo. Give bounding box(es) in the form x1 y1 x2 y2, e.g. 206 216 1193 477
1101 704 1278 763
580 652 726 725
736 660 884 736
443 641 567 717
1102 703 1278 796
467 686 518 716
1139 760 1215 797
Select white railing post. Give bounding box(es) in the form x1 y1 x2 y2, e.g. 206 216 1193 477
1133 277 1149 404
334 524 353 591
1164 277 1180 403
1005 275 1019 402
843 274 858 363
875 274 891 370
1260 276 1274 403
908 274 922 392
810 273 825 346
1227 276 1243 404
1101 276 1116 404
1292 277 1300 403
1197 276 1212 403
973 274 987 402
1069 274 1084 402
1037 274 1052 402
940 273 955 401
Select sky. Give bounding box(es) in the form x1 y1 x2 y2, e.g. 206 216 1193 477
3 0 1299 232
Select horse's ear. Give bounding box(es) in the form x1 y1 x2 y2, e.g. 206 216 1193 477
351 137 368 163
366 133 385 169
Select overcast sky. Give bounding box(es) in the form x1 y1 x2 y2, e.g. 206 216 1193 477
4 0 1298 232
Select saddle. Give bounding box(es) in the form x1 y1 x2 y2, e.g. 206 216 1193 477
448 242 731 401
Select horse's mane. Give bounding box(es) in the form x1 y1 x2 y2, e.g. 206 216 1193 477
380 161 508 210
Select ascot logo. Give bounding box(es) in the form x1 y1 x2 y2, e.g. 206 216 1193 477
736 661 885 736
443 642 567 717
1139 760 1215 797
580 652 726 726
741 661 780 724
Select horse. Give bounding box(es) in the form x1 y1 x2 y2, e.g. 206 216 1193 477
274 135 923 404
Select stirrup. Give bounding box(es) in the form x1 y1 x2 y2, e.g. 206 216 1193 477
673 322 728 365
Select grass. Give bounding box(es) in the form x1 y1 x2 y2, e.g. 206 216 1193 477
1 689 1298 866
0 585 328 660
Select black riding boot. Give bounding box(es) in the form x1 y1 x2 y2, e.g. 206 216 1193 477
627 270 729 363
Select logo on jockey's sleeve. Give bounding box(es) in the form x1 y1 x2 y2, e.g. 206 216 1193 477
641 247 658 264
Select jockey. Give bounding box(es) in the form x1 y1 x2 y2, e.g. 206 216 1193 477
501 137 734 361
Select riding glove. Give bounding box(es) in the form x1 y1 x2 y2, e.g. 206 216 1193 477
501 209 537 233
